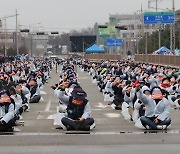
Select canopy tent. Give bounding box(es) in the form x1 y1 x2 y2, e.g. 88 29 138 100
85 44 105 53
16 54 21 58
174 49 180 56
155 46 170 54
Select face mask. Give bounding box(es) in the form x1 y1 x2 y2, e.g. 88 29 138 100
152 93 163 100
72 99 83 106
0 95 11 103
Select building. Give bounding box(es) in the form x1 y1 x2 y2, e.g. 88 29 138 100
95 10 180 55
175 10 180 28
109 13 160 54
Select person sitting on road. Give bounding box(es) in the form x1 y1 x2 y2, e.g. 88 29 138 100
15 82 31 112
136 85 171 130
133 86 150 123
9 87 23 119
111 76 125 110
26 78 41 103
59 82 95 131
0 89 15 132
123 83 137 121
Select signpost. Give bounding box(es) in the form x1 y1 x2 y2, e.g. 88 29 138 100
107 38 123 47
144 12 175 24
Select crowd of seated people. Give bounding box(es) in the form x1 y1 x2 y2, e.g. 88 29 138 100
78 59 179 130
51 60 95 131
0 57 53 132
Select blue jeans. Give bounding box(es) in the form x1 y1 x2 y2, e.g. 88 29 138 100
140 116 171 130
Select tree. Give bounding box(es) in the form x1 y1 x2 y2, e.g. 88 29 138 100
136 27 180 54
19 46 28 55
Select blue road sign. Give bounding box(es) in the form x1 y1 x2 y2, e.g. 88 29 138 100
107 38 123 47
144 12 175 24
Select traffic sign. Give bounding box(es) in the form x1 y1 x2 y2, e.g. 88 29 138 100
107 39 123 47
144 12 175 24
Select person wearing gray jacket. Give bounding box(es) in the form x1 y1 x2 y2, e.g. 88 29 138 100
145 73 164 89
136 85 171 130
0 90 15 132
58 82 94 131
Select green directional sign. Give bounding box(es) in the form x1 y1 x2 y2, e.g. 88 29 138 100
99 26 116 36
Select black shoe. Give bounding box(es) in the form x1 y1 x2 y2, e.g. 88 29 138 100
108 102 113 105
81 125 90 131
66 125 72 131
7 127 14 132
115 106 122 110
22 105 28 112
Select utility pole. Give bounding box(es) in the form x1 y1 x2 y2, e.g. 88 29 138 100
141 4 146 54
155 0 161 49
83 37 85 53
172 0 176 51
159 26 161 49
156 0 158 12
4 18 7 56
170 0 176 51
16 10 19 55
1 13 19 56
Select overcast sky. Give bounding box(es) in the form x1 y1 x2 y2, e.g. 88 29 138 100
0 0 179 33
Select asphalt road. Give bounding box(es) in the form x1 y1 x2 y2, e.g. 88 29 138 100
0 64 180 154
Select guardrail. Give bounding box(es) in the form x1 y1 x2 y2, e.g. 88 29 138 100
84 53 122 62
84 53 180 67
135 54 180 67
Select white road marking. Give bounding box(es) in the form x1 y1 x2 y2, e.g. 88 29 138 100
104 113 121 118
47 115 53 119
95 102 107 109
40 97 44 101
37 115 44 119
45 101 51 112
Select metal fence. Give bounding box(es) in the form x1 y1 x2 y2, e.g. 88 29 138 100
135 54 180 67
84 53 180 67
84 53 122 62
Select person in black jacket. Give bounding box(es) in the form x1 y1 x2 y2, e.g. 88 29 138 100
111 77 125 110
26 78 41 103
59 83 94 131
